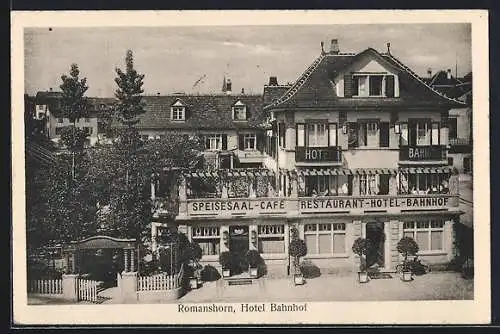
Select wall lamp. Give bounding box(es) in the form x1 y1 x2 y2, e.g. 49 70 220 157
342 124 348 134
394 123 401 134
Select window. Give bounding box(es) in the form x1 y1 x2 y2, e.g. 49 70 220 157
403 220 444 252
57 118 64 123
359 175 378 195
406 120 440 146
358 121 379 147
84 117 91 123
55 127 63 135
399 173 450 194
353 75 385 97
416 121 430 146
369 75 383 96
258 225 285 254
233 106 247 121
243 133 256 150
463 157 472 174
296 123 338 148
171 106 185 121
303 175 351 196
304 223 346 255
192 226 220 256
83 127 93 135
205 134 223 151
278 122 286 148
449 117 458 139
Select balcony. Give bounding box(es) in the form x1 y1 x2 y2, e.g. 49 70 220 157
236 149 266 164
399 145 446 162
295 146 342 164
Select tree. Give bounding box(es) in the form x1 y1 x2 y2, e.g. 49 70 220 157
352 237 371 272
114 50 146 127
397 237 419 271
59 64 89 179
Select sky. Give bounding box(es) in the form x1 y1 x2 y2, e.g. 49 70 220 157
24 24 472 97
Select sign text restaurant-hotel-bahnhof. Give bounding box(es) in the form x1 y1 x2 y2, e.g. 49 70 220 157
137 39 466 276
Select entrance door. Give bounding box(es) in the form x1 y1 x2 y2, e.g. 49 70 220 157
229 226 249 275
366 222 385 269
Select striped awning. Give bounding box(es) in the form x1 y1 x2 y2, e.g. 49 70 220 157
183 168 276 178
399 167 457 174
293 168 398 176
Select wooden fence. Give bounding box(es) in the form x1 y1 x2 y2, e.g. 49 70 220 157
28 279 63 295
77 278 100 302
137 264 184 291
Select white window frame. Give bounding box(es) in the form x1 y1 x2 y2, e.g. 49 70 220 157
403 220 445 253
304 223 347 256
359 174 379 195
207 134 223 151
192 226 220 256
171 106 185 121
258 224 285 255
57 118 64 123
353 74 386 97
243 133 257 150
306 123 328 147
357 120 380 148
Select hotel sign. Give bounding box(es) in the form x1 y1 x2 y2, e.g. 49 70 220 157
295 147 341 163
400 145 445 161
188 199 288 216
299 196 450 213
185 195 454 217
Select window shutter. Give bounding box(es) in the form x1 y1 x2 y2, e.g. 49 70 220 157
257 133 264 152
205 136 210 150
296 123 305 147
344 75 353 97
238 134 245 150
380 122 390 147
245 107 250 120
347 122 358 148
385 75 395 97
222 134 228 150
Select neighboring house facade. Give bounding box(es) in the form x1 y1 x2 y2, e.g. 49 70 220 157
161 40 467 277
425 70 473 176
34 90 115 147
134 82 269 170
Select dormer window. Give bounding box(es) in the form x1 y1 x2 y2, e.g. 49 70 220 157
171 100 186 121
232 100 247 121
345 74 396 98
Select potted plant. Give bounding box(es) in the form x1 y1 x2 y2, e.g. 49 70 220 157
245 249 261 278
187 242 203 289
396 237 419 282
289 237 307 285
352 237 371 283
219 251 232 278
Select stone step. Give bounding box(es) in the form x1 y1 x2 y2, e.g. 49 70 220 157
228 279 253 286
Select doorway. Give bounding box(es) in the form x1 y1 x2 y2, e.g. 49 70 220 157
366 222 385 269
229 225 249 275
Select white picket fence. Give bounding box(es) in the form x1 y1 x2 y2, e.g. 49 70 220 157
77 278 100 302
28 279 63 295
137 264 184 291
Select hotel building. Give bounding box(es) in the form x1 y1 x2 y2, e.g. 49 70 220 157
151 40 468 277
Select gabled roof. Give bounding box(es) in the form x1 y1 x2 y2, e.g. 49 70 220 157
124 94 266 130
427 70 472 99
36 91 116 117
263 84 292 106
265 48 467 110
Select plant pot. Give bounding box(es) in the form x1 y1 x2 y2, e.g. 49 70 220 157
293 274 305 285
249 267 258 278
358 271 369 283
400 271 413 282
189 277 199 289
222 269 231 278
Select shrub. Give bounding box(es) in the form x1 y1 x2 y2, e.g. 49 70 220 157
200 265 221 282
289 239 307 273
397 237 419 271
352 237 371 272
300 260 321 278
219 251 232 269
245 250 262 268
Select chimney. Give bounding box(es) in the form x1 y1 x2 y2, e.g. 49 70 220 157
321 41 325 54
386 42 391 54
447 69 452 80
427 68 432 78
268 76 278 86
226 78 232 95
157 92 160 96
49 88 53 92
329 39 339 55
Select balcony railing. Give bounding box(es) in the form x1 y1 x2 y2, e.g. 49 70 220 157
449 138 470 146
177 194 459 218
399 145 446 161
295 146 342 163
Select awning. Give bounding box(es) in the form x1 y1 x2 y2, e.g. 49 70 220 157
184 169 276 178
399 167 457 174
293 168 399 176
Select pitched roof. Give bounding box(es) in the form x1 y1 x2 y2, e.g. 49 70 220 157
265 48 467 110
263 85 292 106
427 70 472 99
125 94 266 130
36 91 116 117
